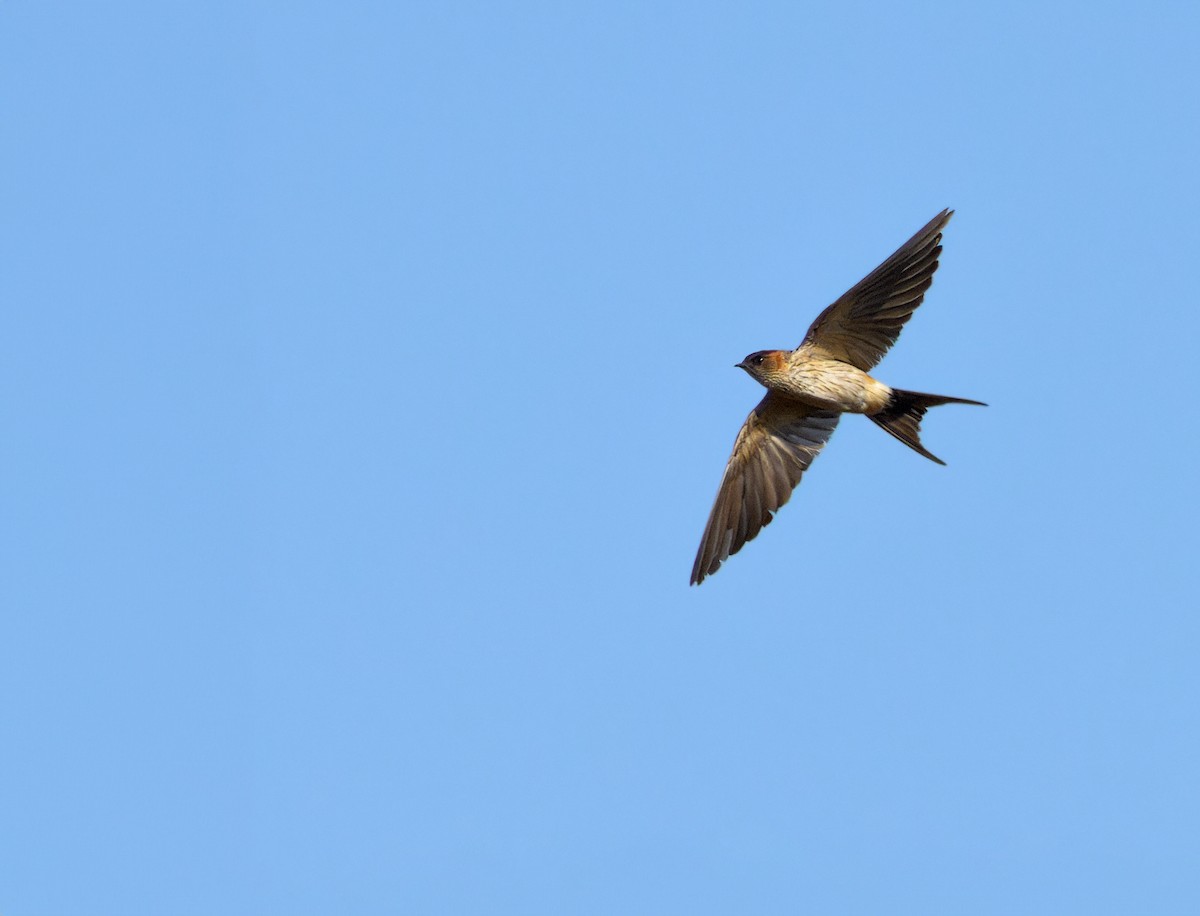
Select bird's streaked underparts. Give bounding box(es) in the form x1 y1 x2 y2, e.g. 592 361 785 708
690 209 984 586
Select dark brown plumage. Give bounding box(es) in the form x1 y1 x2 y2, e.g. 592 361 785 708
800 209 951 369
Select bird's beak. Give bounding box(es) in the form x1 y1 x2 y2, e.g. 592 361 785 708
734 361 747 370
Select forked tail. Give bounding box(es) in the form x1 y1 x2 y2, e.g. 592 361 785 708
868 389 986 465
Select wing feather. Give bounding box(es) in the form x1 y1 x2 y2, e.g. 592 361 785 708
690 395 840 585
801 209 952 370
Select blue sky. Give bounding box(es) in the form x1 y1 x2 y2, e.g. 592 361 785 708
3 1 1199 913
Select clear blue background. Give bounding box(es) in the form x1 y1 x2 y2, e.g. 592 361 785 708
3 2 1198 913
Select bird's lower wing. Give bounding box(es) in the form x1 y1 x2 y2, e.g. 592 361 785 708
690 395 840 585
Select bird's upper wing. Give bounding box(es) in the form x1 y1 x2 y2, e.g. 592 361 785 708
691 394 840 585
799 209 952 370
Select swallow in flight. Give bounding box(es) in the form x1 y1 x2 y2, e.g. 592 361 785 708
691 209 984 585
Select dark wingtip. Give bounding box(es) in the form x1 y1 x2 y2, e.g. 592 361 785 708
929 208 954 231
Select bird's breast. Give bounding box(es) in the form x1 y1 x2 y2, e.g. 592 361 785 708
772 355 891 413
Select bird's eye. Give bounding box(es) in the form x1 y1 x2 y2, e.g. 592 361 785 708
751 354 765 365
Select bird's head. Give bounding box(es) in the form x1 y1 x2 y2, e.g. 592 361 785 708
735 350 787 386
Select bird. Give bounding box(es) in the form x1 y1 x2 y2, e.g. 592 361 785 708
690 209 984 586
